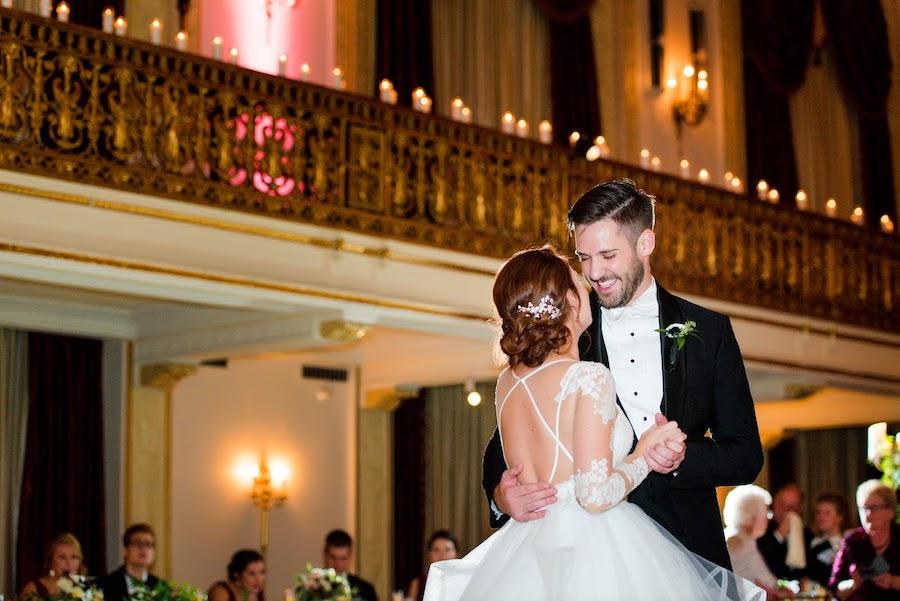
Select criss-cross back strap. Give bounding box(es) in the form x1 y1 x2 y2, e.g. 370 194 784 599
496 359 575 483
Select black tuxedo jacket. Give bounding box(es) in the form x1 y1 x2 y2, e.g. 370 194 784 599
97 566 161 601
481 283 763 569
347 573 378 601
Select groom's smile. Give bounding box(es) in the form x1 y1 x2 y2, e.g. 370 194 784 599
573 218 655 309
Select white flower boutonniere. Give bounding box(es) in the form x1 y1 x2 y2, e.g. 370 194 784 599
656 321 700 350
655 321 701 369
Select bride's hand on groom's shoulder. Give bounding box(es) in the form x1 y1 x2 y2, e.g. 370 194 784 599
494 464 558 522
639 414 687 474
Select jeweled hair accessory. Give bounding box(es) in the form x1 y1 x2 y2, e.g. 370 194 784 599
517 295 562 320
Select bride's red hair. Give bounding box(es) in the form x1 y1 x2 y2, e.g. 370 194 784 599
492 245 578 368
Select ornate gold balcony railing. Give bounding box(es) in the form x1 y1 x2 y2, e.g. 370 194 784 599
0 9 897 332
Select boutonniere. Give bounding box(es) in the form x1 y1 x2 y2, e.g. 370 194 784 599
655 321 701 369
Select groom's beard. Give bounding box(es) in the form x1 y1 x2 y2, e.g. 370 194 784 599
594 258 644 309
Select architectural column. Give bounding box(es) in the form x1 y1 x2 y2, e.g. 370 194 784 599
357 388 413 601
336 0 376 96
126 363 196 579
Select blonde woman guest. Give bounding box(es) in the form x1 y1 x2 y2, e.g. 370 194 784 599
830 480 900 600
723 485 786 599
20 533 86 598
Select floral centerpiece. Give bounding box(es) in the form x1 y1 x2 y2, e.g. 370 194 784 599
57 575 104 601
868 422 900 490
295 564 352 601
129 581 203 601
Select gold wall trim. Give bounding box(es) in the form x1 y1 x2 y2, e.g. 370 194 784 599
0 241 488 322
0 181 498 278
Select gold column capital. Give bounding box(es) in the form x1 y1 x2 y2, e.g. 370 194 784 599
140 363 197 391
320 320 371 343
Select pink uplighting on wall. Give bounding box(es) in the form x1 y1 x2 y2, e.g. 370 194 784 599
200 0 335 82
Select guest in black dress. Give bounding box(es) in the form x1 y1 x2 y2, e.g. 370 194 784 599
406 530 458 601
97 524 161 601
20 533 86 599
208 550 266 601
807 491 849 586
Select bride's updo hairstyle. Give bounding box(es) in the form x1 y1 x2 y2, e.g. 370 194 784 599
493 245 579 368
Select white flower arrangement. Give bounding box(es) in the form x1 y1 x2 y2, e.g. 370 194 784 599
56 575 104 601
295 564 352 601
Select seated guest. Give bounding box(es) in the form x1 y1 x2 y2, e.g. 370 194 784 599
322 529 377 601
808 491 849 586
20 533 86 598
757 483 813 580
830 480 900 600
406 530 458 601
723 485 781 596
97 524 161 601
208 550 266 601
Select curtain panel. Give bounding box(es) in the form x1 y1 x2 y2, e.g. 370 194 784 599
392 394 427 591
423 382 496 559
375 0 435 106
820 0 896 225
794 427 869 529
432 0 551 130
16 333 105 590
0 329 28 597
741 0 815 205
535 0 601 147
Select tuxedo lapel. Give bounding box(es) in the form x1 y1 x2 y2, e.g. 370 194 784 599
658 284 686 423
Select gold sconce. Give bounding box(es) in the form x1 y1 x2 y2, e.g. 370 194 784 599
668 63 709 131
668 6 709 146
237 454 289 559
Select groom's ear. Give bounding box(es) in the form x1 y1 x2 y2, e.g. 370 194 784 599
636 229 655 258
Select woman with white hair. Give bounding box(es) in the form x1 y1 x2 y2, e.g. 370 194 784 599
723 485 780 595
830 479 900 600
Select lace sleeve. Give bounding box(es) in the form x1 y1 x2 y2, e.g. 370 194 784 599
568 362 650 513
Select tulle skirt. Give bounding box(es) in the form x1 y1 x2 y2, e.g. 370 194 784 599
423 479 765 601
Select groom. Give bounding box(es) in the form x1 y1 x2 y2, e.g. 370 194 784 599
482 179 763 569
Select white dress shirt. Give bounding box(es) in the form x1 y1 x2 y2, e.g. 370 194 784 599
600 279 663 439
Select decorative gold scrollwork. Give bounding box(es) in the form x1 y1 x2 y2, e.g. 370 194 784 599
0 10 894 331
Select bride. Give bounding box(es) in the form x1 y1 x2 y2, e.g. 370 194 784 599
423 246 764 601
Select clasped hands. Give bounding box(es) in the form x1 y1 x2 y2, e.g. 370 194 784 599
494 413 687 522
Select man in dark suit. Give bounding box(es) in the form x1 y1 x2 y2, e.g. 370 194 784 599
97 523 161 601
322 529 378 601
757 483 814 580
482 179 763 569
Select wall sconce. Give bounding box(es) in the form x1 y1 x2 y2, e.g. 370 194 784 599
669 7 709 140
238 454 288 559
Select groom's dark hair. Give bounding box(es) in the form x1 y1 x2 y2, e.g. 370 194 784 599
566 178 656 240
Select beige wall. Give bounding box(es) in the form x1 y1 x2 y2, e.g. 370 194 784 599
170 358 357 597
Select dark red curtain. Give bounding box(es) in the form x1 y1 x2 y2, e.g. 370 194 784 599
16 333 106 590
820 0 896 226
392 394 426 591
535 0 601 148
375 0 435 107
70 0 126 30
740 0 814 205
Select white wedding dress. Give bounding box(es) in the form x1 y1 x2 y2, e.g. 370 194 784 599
423 360 765 601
